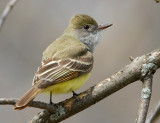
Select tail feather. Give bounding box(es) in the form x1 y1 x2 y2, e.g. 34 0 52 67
14 83 42 110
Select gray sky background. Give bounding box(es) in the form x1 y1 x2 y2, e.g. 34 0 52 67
0 0 160 123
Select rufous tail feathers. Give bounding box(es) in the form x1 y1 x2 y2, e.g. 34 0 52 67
14 82 42 110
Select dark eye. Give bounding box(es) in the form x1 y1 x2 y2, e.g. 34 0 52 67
83 25 90 29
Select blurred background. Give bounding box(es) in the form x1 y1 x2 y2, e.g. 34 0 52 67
0 0 160 123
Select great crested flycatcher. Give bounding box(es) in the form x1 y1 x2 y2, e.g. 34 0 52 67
14 14 112 110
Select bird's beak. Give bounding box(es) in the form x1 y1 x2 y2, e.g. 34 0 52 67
97 23 113 31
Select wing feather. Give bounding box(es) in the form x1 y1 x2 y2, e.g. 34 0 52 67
33 51 93 88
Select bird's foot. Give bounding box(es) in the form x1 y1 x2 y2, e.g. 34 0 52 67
72 91 78 98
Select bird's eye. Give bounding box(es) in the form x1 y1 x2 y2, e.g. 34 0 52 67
83 25 90 29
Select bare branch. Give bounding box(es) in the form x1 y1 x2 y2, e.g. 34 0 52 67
0 0 19 30
0 49 160 122
146 101 160 123
0 98 56 112
136 73 153 123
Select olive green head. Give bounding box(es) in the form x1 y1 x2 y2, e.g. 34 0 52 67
70 14 98 29
64 14 112 34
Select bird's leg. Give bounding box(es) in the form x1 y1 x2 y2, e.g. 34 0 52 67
72 91 78 98
49 91 59 109
49 91 53 104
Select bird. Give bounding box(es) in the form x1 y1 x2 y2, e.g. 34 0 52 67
14 14 112 110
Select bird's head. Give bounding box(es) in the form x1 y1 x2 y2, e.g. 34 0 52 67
64 14 112 52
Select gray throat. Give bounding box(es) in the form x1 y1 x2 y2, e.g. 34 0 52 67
79 32 102 53
83 41 95 53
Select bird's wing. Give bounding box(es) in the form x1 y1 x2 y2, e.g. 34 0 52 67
33 51 93 89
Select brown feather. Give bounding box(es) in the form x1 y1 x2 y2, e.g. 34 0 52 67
38 71 79 88
55 71 79 82
14 81 42 110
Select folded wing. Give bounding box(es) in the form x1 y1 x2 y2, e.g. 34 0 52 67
34 51 93 88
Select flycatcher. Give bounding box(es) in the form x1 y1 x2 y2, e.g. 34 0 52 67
14 14 112 110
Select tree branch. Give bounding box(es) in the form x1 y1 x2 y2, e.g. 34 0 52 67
0 98 56 112
136 73 153 123
0 0 19 30
146 100 160 123
0 49 160 122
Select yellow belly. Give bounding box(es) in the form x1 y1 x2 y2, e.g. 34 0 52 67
42 72 91 94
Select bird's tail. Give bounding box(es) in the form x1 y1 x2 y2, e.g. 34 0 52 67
14 82 42 110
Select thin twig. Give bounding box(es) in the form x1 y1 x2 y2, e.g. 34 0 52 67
136 73 153 123
0 0 19 30
0 98 56 112
146 100 160 123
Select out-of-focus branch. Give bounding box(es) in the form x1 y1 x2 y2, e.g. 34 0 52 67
136 73 153 123
1 49 160 123
146 101 160 123
155 0 159 3
0 0 19 30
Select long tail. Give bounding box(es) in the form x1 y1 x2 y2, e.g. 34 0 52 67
14 82 42 110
